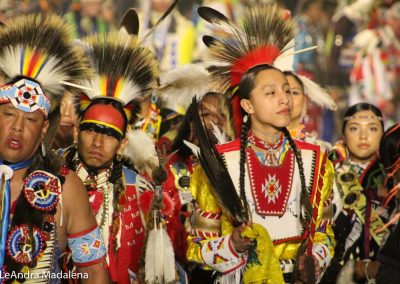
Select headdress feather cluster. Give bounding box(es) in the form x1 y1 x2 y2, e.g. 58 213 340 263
0 14 89 107
158 64 210 111
198 3 295 92
80 33 158 122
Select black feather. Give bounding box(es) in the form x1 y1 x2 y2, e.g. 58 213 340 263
120 8 140 36
197 6 230 25
141 0 180 42
203 35 221 48
191 98 248 223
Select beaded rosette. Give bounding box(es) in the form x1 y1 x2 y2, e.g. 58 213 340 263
6 225 46 264
2 170 64 282
24 171 62 211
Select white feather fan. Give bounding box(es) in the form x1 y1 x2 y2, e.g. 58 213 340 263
159 64 210 111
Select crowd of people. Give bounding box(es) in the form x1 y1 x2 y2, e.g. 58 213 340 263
0 0 399 284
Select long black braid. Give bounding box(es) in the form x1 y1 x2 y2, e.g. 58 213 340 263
282 127 316 283
239 117 251 218
282 127 312 225
109 155 125 254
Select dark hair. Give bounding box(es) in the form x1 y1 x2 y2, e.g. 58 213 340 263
342 103 384 133
236 65 311 223
170 103 194 158
237 64 277 100
171 92 220 159
283 71 304 92
380 124 400 171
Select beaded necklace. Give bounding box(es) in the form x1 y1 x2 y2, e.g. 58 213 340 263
248 132 288 166
75 162 112 230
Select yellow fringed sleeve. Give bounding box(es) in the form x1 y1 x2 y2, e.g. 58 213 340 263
187 166 284 283
187 165 222 266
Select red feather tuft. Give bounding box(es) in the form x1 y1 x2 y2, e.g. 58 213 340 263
230 45 280 86
231 95 243 138
139 190 154 215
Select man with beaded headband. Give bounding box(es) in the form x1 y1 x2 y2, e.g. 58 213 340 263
186 3 335 283
60 32 158 284
0 15 109 283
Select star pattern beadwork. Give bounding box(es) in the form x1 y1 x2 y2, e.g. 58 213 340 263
262 174 282 204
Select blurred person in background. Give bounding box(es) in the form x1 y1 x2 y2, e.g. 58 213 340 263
52 93 78 150
349 2 400 127
65 0 108 38
139 0 196 71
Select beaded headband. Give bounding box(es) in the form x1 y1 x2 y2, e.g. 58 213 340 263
0 79 50 117
344 115 383 121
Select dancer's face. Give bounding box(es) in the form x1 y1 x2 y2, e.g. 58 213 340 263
286 74 306 124
0 104 48 162
241 68 293 129
344 110 383 163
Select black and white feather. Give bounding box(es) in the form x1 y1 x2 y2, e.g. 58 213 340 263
0 14 89 103
158 64 210 110
81 32 158 105
198 3 295 92
191 98 248 223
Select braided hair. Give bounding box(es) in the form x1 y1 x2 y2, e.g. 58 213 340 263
236 64 309 223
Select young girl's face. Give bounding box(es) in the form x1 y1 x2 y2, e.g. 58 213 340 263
344 110 383 163
286 75 306 123
242 68 293 129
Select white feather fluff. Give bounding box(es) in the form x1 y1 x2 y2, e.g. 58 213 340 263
145 228 176 283
273 39 295 71
81 74 142 104
159 64 209 111
0 45 70 95
211 122 228 144
183 140 200 158
124 130 159 171
353 29 379 54
299 75 337 111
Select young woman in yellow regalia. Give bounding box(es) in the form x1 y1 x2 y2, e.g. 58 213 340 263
185 3 335 284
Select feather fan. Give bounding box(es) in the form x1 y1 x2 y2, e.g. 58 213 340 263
82 33 158 103
191 98 248 223
80 33 158 122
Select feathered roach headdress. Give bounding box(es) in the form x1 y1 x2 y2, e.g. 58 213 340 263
199 3 295 92
0 14 89 144
198 3 296 136
78 32 158 140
